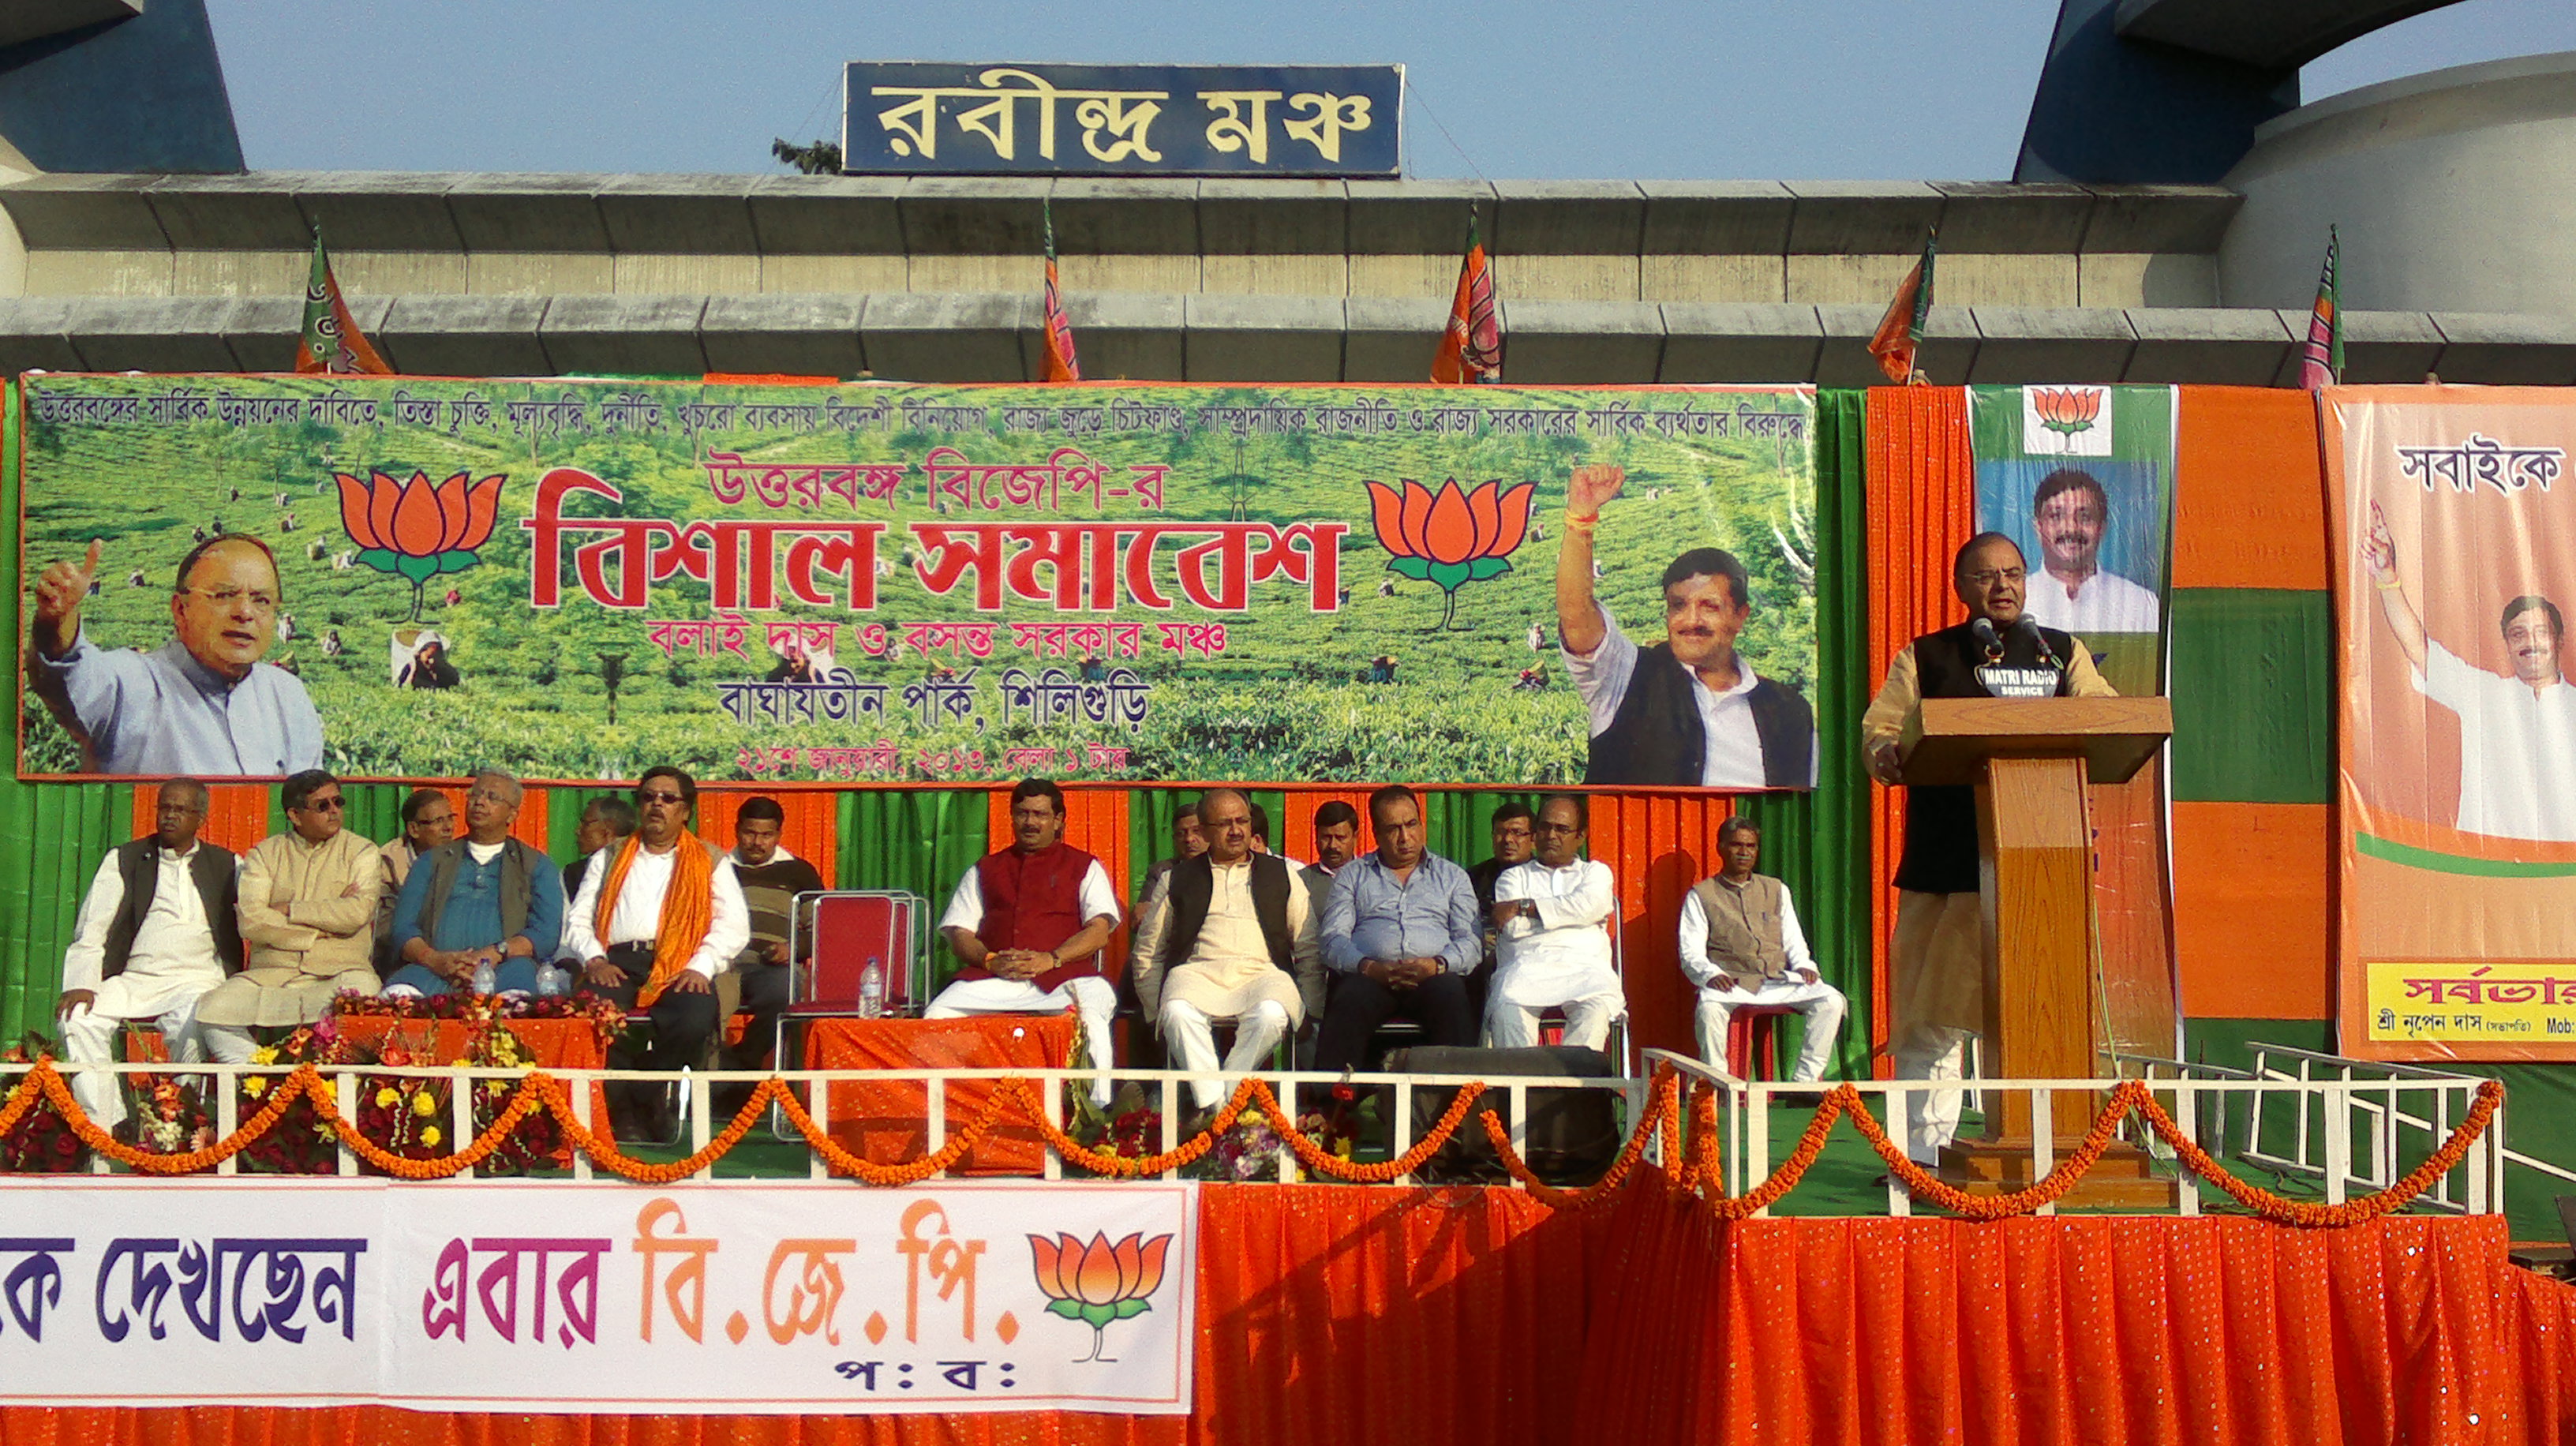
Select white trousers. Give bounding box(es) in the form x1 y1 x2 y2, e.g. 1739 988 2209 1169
923 975 1118 1105
58 971 219 1129
1889 1022 1976 1164
1159 999 1290 1111
200 1023 260 1065
1484 987 1624 1052
1692 977 1849 1084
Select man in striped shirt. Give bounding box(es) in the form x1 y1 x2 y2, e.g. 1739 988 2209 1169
722 797 823 1076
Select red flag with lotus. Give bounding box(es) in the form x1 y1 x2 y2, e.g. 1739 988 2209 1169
1868 230 1938 384
1041 201 1080 383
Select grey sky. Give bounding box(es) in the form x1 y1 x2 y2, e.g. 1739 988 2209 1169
206 0 2576 179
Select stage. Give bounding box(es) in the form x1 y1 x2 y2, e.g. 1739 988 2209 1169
0 1182 2565 1445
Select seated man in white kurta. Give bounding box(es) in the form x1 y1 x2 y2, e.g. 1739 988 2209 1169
1679 815 1846 1084
1484 794 1626 1052
54 780 242 1129
1129 789 1319 1113
929 778 1122 1105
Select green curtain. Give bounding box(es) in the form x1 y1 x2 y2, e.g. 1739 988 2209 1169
1741 388 1871 1079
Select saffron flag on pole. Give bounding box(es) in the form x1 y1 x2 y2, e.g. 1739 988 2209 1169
1430 215 1502 384
1868 230 1937 384
2297 226 2343 391
1041 200 1080 383
295 229 391 375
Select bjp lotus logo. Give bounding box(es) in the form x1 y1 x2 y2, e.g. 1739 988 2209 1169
1365 478 1537 629
335 470 504 619
1028 1231 1171 1362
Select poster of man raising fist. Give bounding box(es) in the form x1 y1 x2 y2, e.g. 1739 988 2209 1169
25 532 322 776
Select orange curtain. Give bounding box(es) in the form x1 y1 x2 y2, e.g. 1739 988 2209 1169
1578 1186 2567 1446
8 1190 2567 1446
1862 388 1975 1066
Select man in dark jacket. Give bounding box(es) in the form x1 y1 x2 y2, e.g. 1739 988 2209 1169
1556 463 1817 788
55 778 242 1129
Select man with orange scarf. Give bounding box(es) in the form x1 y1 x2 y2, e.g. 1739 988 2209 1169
563 766 749 1141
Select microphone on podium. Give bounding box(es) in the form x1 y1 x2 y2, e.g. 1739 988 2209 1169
2012 616 2063 671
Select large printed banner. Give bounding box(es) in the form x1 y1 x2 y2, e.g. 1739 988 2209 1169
2329 388 2576 1062
14 377 1818 788
0 1178 1196 1414
1969 384 2175 695
1971 384 2180 1060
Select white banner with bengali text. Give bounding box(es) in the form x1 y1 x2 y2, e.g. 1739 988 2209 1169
0 1178 1196 1414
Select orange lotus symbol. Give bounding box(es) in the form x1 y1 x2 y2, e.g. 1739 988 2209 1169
1364 477 1537 630
1029 1231 1170 1362
2031 387 2103 437
335 469 504 620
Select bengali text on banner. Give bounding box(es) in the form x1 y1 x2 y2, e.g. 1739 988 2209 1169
0 1178 1196 1414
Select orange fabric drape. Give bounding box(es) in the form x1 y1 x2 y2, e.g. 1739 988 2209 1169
806 1013 1076 1175
8 1193 2568 1446
1862 388 1976 1066
1580 1187 2569 1446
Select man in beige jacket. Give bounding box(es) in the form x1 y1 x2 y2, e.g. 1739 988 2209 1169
199 768 383 1062
1129 789 1320 1112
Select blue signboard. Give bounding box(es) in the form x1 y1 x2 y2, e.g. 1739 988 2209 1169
841 62 1404 178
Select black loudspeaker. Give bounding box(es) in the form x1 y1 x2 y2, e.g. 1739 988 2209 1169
1381 1044 1622 1185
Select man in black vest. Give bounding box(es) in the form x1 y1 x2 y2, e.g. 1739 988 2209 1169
55 778 243 1129
1863 533 2115 1164
1556 463 1817 787
1130 789 1318 1114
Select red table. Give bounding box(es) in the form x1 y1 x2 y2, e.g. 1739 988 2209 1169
803 1015 1074 1176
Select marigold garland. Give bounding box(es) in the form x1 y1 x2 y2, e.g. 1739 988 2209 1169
0 1058 2504 1227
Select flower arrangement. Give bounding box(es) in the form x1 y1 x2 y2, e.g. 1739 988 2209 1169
331 987 624 1051
0 1035 88 1171
239 1022 340 1174
1191 1107 1286 1182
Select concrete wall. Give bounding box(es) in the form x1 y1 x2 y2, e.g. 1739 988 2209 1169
0 174 2240 310
2220 51 2576 322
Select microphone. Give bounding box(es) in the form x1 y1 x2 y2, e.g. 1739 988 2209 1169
1970 616 2003 659
2012 616 2063 670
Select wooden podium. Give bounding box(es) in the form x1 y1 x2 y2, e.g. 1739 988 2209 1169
1900 695 2175 1208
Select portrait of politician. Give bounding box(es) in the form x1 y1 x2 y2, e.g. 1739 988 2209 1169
2020 468 2159 635
1554 463 1815 787
26 534 322 775
2364 501 2576 842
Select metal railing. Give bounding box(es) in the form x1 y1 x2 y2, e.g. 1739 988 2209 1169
12 1051 2512 1216
4 1059 1651 1188
2184 1042 2556 1214
1665 1047 2506 1219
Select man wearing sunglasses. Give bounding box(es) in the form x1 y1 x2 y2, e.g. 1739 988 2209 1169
27 533 322 776
199 769 382 1062
563 767 749 1141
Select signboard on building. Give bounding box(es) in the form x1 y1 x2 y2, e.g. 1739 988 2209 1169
842 63 1403 178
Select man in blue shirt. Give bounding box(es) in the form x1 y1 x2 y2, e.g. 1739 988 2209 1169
384 771 565 996
1314 785 1481 1071
27 534 323 776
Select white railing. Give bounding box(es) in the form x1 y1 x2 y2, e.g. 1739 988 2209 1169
10 1051 2511 1217
1 1059 1651 1188
1657 1047 2507 1220
2207 1043 2560 1212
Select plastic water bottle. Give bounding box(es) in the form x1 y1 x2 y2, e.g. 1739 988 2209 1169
534 963 567 998
470 958 498 997
858 957 886 1019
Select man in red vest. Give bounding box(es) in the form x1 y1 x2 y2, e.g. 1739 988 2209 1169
930 777 1121 1103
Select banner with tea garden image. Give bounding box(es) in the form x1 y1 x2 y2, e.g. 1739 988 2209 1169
16 376 1814 786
